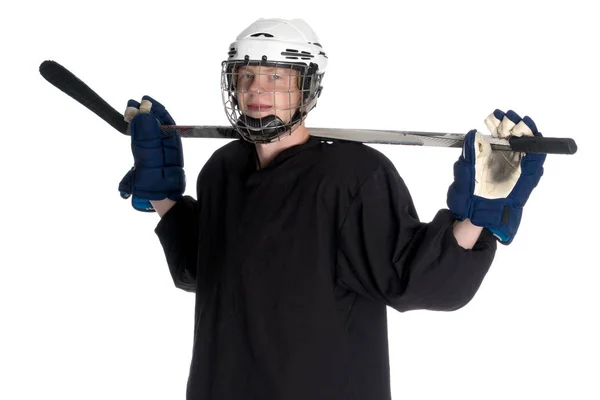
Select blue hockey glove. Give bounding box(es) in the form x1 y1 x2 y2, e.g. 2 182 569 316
447 109 546 244
118 95 185 212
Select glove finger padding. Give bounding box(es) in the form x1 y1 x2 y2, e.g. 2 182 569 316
139 95 176 125
124 99 141 122
162 134 184 168
130 97 182 168
509 129 546 207
486 109 535 139
447 129 478 221
125 95 176 131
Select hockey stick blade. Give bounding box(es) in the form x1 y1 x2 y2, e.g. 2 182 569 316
40 60 577 155
39 60 129 134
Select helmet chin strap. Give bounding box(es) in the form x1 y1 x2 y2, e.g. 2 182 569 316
236 109 303 144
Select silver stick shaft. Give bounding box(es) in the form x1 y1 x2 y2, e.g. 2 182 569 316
150 125 515 151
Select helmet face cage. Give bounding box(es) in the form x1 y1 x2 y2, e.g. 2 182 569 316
221 59 322 144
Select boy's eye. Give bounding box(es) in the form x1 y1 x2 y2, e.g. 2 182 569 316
243 73 280 79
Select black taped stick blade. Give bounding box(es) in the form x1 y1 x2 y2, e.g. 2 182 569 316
39 60 129 134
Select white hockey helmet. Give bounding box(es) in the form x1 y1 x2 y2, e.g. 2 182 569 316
221 18 328 144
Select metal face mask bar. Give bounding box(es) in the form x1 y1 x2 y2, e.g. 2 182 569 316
221 60 318 143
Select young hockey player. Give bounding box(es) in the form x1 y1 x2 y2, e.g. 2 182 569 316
118 17 546 400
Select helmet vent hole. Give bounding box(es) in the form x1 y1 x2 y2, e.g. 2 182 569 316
281 51 313 58
250 33 274 37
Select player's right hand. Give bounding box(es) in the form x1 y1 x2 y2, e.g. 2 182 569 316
118 95 185 212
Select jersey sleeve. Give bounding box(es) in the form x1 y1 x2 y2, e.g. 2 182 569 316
335 159 498 312
154 195 199 293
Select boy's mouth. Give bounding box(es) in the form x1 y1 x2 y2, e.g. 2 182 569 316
247 103 272 111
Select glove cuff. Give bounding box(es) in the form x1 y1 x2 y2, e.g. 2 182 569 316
461 197 523 244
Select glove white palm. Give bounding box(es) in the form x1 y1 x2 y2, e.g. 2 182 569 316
472 110 535 199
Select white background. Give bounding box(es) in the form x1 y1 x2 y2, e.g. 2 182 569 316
2 0 598 399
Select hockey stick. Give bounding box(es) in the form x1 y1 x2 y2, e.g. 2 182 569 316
39 60 577 155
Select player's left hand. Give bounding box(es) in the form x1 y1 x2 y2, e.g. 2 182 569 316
118 95 185 212
446 109 546 244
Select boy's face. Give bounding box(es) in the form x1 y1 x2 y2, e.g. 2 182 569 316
234 65 302 123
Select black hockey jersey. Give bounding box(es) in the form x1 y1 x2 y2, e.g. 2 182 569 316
154 136 497 399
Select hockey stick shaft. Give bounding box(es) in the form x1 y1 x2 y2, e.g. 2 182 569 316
150 125 577 154
39 60 577 155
